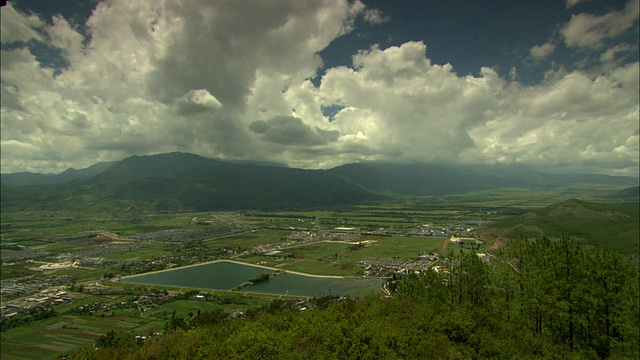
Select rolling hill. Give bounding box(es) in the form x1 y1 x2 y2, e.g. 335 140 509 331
612 185 640 199
480 198 639 254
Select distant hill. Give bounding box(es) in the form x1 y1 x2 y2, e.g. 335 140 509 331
328 162 636 195
480 199 639 254
0 161 114 186
1 152 637 212
612 186 640 198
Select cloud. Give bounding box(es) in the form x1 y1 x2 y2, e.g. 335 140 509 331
529 42 556 61
47 15 85 62
566 0 590 8
363 8 390 25
349 0 389 26
0 0 370 173
561 0 639 48
174 89 223 116
319 42 502 164
317 42 638 174
0 3 44 44
466 63 639 174
249 116 339 146
599 44 632 63
0 0 637 177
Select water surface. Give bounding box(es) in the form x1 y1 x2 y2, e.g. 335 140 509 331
118 261 383 297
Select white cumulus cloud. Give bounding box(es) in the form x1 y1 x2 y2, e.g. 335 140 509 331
529 42 556 61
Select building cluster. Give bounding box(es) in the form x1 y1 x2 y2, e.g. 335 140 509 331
1 250 51 263
409 226 450 237
69 240 158 258
287 230 360 242
1 285 73 319
1 275 75 299
361 221 481 239
358 254 440 277
76 301 117 314
40 255 118 268
134 293 172 313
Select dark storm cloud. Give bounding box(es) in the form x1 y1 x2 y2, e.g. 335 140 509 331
144 0 328 111
250 116 339 146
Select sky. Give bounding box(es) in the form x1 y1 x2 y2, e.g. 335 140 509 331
1 0 638 177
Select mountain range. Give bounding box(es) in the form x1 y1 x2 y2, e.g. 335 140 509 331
0 161 115 187
1 152 637 211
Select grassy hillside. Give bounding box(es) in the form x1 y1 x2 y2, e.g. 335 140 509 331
482 199 639 254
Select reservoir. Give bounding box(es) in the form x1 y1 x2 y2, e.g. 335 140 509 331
118 260 384 297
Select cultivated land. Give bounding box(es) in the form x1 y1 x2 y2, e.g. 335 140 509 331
1 186 638 359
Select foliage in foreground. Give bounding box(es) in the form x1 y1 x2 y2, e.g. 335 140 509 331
71 238 639 359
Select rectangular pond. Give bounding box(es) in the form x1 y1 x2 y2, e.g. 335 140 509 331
118 260 384 297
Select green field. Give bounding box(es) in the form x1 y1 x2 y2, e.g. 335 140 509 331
204 229 291 248
0 290 274 360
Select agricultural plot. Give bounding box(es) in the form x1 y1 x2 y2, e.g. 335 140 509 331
1 313 161 360
101 243 171 262
146 299 223 318
204 229 291 248
1 288 271 360
279 260 363 276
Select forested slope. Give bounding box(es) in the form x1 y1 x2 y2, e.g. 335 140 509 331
71 238 639 359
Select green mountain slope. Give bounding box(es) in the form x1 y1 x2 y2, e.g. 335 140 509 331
483 199 639 254
1 153 378 211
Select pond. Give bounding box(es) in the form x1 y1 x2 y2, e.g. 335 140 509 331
118 260 384 297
